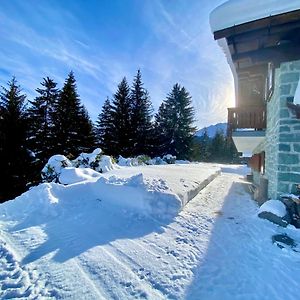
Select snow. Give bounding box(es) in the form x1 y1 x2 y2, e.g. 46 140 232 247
258 200 287 218
59 167 101 185
210 0 300 32
42 155 72 175
1 164 300 299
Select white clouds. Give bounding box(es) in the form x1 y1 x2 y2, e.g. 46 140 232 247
0 0 234 128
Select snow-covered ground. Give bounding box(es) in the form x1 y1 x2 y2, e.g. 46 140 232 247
1 164 300 299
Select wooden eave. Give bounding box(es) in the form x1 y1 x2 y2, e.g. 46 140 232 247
213 9 300 40
213 9 300 73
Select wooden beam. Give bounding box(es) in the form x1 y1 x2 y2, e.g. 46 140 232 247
226 21 300 44
232 43 300 66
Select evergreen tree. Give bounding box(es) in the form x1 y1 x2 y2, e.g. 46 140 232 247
110 77 132 157
130 70 153 156
210 130 226 161
154 102 171 156
52 71 94 157
155 84 196 159
95 98 113 153
77 105 96 153
28 77 59 164
0 78 34 201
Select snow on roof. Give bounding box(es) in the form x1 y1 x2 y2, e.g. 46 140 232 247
210 0 300 33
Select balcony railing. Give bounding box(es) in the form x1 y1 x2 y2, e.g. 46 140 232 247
227 105 266 135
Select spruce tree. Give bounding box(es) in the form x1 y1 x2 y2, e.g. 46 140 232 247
0 78 34 201
130 70 153 156
77 105 96 153
210 130 225 162
53 71 94 157
154 102 171 156
95 98 113 153
110 77 132 157
28 77 59 164
155 84 196 159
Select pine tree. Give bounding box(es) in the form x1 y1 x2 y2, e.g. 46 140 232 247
199 129 212 161
210 130 226 161
77 105 96 153
130 70 153 156
110 77 132 157
155 84 196 159
95 98 113 153
28 77 59 164
52 71 94 157
154 102 171 156
0 78 34 201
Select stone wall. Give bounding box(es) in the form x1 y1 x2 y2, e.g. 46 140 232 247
266 60 300 198
252 60 300 199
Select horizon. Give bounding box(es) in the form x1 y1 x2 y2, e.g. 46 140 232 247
0 0 234 129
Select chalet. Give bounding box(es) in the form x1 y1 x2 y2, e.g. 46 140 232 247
210 1 300 201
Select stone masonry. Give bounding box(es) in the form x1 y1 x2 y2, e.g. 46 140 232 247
254 60 300 199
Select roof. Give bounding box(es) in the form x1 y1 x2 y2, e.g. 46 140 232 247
210 0 300 33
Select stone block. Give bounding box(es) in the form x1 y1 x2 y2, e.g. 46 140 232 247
278 153 299 164
278 182 289 193
280 84 291 95
278 165 290 172
279 126 290 133
290 61 300 71
280 72 300 84
279 144 290 151
293 144 300 153
258 211 288 227
280 133 300 143
293 125 300 131
279 172 300 182
280 109 290 118
280 119 300 125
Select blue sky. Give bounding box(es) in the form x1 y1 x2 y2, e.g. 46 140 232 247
0 0 234 129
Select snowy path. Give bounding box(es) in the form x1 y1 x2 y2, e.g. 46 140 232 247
1 165 300 299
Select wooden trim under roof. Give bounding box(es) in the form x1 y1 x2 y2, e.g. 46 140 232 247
213 9 300 40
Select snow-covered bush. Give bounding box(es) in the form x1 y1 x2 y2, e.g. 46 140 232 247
162 154 176 164
137 155 151 165
73 148 102 168
41 155 72 182
42 149 116 183
117 155 139 167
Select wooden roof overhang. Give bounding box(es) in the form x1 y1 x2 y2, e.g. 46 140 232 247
213 9 300 81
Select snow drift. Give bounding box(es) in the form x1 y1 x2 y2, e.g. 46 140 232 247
1 164 220 221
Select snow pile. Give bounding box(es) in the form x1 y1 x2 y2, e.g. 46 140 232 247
59 167 101 185
42 149 183 184
258 200 287 218
2 164 221 222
